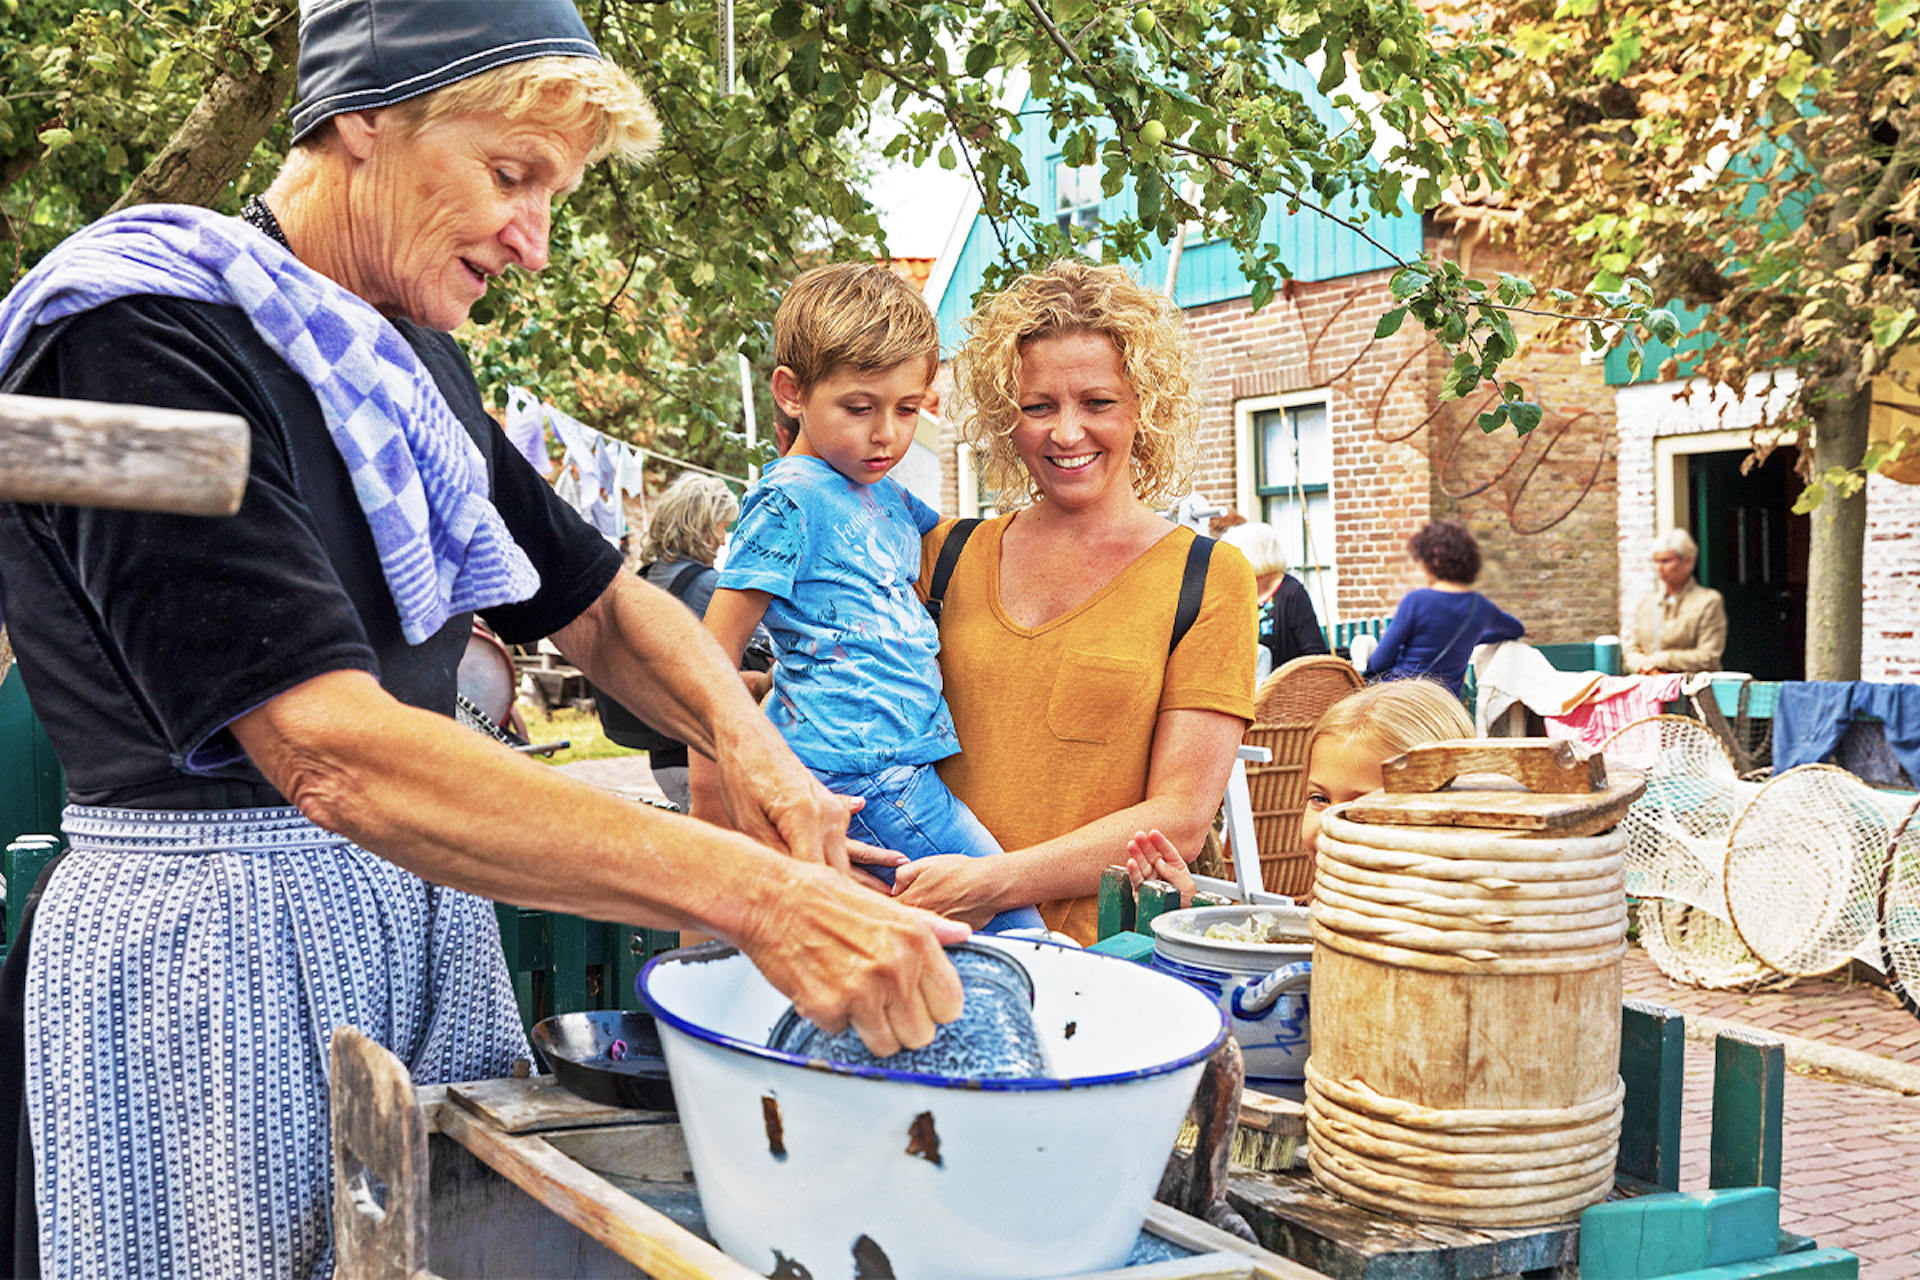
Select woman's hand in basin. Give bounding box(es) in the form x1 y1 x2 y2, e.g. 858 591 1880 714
741 859 971 1056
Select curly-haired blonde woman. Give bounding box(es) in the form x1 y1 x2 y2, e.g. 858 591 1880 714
894 261 1257 942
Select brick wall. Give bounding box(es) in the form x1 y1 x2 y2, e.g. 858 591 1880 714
1179 268 1437 624
1181 225 1619 641
1862 474 1920 681
927 219 1623 644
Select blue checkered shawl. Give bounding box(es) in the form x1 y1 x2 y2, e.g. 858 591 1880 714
0 204 539 643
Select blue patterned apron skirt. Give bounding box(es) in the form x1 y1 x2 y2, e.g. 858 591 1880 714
25 805 531 1279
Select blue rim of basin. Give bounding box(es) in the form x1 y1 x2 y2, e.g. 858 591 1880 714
638 937 1229 1093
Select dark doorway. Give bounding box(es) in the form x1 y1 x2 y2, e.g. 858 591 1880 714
1688 447 1807 680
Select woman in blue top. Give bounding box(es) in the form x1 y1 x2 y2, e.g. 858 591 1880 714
1365 518 1524 696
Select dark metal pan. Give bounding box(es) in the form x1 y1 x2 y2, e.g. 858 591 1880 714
531 1009 676 1112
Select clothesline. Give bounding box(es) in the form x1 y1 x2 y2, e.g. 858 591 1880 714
502 385 751 545
626 444 750 487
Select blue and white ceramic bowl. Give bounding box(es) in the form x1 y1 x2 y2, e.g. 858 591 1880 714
640 934 1226 1280
1149 905 1313 1092
765 942 1051 1079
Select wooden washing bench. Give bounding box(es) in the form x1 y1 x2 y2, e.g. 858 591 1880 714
329 1027 1334 1280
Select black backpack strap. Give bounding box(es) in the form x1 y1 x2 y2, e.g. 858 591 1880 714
666 561 709 598
1170 534 1215 655
924 518 982 625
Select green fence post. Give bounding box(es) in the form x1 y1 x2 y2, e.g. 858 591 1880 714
3 835 62 961
493 904 541 1033
1097 866 1135 941
1135 880 1182 935
550 914 598 1016
1619 1000 1686 1191
0 669 65 854
1710 1028 1785 1191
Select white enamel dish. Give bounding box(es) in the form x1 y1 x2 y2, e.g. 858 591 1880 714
639 934 1228 1280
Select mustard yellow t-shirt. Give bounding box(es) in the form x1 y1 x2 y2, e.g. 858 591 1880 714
919 515 1257 942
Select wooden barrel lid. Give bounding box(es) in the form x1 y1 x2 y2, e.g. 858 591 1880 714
1345 739 1646 838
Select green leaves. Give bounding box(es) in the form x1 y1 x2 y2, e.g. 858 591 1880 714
1375 307 1407 339
1591 22 1641 82
1872 306 1917 350
1876 0 1918 33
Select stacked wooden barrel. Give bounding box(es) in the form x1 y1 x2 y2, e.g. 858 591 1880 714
1304 740 1645 1227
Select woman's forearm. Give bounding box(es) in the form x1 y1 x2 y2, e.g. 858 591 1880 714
976 795 1216 910
232 668 786 932
894 708 1243 920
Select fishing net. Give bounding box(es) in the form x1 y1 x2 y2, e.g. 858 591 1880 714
1600 716 1774 988
1600 717 1748 902
1637 899 1778 989
1724 766 1916 977
1877 804 1920 1018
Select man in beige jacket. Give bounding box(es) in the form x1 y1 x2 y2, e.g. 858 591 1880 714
1624 529 1728 674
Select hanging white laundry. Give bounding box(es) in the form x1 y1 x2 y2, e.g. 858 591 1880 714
553 460 582 511
583 433 623 543
543 403 600 483
503 385 550 473
619 444 648 496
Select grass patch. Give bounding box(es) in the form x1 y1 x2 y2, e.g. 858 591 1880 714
517 702 646 767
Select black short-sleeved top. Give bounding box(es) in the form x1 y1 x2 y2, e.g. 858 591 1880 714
0 296 622 809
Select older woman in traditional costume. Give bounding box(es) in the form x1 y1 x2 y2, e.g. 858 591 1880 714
0 3 962 1274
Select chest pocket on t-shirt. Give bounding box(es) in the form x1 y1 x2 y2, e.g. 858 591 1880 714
1047 652 1156 744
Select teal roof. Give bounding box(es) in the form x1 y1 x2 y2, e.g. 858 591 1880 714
1603 299 1714 386
933 70 1425 353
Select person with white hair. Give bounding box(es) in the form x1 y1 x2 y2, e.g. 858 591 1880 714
1624 529 1727 673
1220 521 1329 679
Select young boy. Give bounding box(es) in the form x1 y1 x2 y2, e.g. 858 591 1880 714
701 263 1042 932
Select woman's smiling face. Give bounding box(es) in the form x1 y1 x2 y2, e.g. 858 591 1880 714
1009 331 1140 515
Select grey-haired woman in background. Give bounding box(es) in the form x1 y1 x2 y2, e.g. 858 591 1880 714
596 472 774 810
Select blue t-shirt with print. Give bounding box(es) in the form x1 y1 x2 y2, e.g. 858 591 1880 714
717 455 955 773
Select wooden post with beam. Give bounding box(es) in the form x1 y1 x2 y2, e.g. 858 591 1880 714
0 392 249 517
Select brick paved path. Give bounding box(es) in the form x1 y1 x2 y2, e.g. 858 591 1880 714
1624 943 1920 1277
1668 1039 1920 1278
1624 946 1920 1067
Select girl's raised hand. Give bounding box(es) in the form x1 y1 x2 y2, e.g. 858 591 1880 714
1125 829 1196 907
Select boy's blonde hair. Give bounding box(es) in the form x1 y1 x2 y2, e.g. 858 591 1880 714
775 263 940 393
952 260 1201 509
1307 679 1473 767
638 473 739 566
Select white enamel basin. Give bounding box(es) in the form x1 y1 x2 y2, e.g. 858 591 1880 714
639 934 1227 1280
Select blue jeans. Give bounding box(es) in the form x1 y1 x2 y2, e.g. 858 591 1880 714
813 762 1046 934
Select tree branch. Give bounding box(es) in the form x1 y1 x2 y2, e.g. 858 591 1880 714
1021 0 1099 83
109 2 299 213
1162 138 1411 264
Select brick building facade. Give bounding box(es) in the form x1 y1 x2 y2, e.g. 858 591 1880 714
1613 372 1920 683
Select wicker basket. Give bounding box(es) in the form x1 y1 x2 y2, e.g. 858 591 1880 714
1241 656 1365 897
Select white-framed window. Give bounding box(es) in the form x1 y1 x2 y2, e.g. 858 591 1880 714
956 442 1001 521
1234 393 1336 624
1054 160 1101 239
